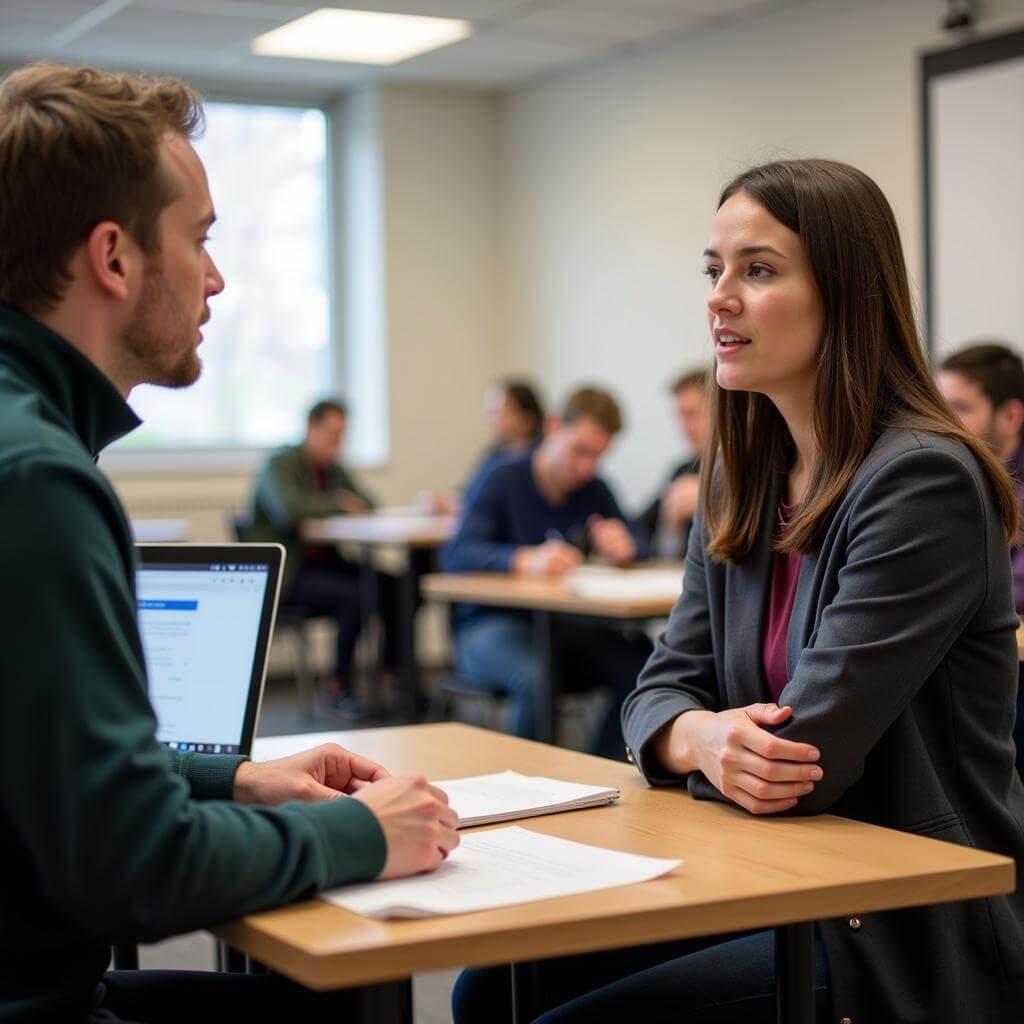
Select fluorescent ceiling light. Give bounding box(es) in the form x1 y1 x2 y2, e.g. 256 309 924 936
252 8 472 65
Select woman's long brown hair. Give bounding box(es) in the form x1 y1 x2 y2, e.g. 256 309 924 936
703 158 1019 563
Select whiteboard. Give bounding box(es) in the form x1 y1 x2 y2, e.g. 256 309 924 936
925 32 1024 358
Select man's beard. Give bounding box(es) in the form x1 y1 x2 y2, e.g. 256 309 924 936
122 264 203 389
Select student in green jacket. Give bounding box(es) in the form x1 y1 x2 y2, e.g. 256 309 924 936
249 397 376 705
0 62 458 1023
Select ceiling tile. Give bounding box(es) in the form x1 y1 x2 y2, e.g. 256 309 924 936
72 5 289 50
499 5 681 44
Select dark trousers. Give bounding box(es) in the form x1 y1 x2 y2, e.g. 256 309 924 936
453 929 831 1024
289 562 364 685
90 970 360 1023
455 612 653 760
290 549 433 685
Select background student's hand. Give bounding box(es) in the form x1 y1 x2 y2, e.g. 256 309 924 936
337 490 370 514
662 474 700 529
353 775 460 878
655 704 822 815
233 744 390 805
587 515 637 565
512 540 583 577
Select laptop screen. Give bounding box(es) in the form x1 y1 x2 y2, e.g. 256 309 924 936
135 545 283 756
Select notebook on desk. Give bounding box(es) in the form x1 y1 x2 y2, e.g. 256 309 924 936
135 543 284 756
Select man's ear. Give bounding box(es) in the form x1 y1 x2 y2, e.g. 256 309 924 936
997 398 1024 442
83 220 137 303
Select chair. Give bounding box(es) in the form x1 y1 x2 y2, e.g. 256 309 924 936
227 513 321 719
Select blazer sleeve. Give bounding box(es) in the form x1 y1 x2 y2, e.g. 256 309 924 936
621 502 721 784
693 445 996 815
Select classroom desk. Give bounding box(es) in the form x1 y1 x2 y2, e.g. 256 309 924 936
1017 622 1024 661
130 517 190 542
223 723 1016 1024
421 569 682 744
301 513 455 721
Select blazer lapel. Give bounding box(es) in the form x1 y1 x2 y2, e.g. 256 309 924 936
723 472 782 706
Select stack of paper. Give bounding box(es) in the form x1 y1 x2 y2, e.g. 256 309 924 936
564 567 683 602
434 771 619 828
322 825 681 919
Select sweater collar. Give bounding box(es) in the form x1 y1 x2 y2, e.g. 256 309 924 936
0 305 140 457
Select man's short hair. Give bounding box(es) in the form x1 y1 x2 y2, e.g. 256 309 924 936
0 63 204 315
671 367 709 395
561 386 623 436
308 398 348 424
940 343 1024 410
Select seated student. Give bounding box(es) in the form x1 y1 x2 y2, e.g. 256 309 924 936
937 342 1024 781
0 63 456 1024
422 378 545 513
249 397 376 704
937 344 1024 610
638 368 710 557
454 160 1024 1024
442 387 652 760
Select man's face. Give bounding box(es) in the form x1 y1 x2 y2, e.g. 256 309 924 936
305 410 346 468
938 371 997 446
674 384 709 452
123 132 224 389
546 415 613 493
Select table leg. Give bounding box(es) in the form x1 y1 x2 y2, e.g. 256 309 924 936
775 921 816 1024
358 551 384 714
532 611 558 745
511 961 543 1024
351 977 413 1024
396 552 419 723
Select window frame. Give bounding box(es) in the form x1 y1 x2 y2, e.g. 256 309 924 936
102 87 350 473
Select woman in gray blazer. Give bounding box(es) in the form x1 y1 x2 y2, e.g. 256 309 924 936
452 159 1024 1023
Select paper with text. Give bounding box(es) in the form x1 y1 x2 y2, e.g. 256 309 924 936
321 825 681 919
435 771 619 828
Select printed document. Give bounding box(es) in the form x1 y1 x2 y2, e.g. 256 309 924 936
564 566 683 602
435 771 619 828
322 825 681 919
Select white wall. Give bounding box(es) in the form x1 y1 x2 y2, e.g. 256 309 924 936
498 0 1024 510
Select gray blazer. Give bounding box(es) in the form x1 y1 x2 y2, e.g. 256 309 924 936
622 427 1024 1022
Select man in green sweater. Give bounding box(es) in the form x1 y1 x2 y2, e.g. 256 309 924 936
0 63 458 1023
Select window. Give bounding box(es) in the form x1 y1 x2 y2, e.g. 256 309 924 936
115 100 332 452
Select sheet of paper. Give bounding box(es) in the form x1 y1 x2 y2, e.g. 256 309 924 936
435 770 619 827
564 567 683 602
322 825 681 919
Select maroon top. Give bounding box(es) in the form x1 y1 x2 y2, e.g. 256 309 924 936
762 502 802 703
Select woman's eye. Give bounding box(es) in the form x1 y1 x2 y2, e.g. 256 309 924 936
749 264 770 278
702 266 721 283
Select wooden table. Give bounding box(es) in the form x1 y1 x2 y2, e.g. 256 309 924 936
222 723 1016 1024
1017 623 1023 661
300 513 455 722
421 570 681 743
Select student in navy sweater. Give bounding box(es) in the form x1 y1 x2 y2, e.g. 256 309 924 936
442 387 652 759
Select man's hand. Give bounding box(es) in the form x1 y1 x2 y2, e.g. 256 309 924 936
233 743 390 805
353 775 460 878
512 540 583 577
587 515 636 565
338 490 369 514
662 474 700 529
655 704 822 815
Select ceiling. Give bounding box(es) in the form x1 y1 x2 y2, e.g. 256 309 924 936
0 0 792 93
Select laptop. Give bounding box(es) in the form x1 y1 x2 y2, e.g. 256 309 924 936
135 543 285 757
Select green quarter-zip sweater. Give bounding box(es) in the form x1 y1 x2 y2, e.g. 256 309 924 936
0 306 386 1023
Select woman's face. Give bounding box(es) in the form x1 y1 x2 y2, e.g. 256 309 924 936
704 192 824 405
